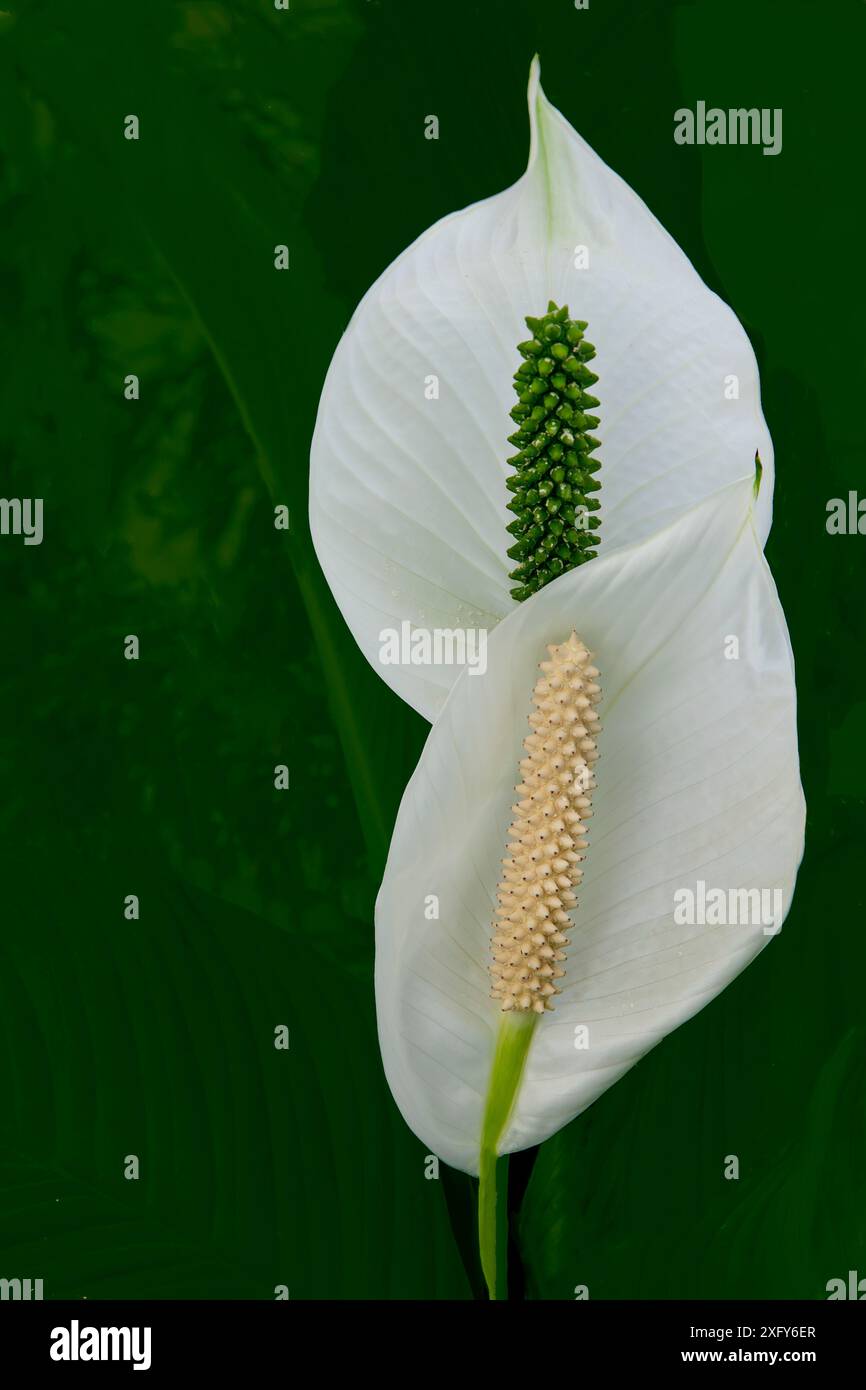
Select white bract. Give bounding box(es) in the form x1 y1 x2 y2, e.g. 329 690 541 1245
375 480 804 1176
310 58 774 721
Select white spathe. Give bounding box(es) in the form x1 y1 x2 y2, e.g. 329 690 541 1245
375 480 803 1175
310 57 774 721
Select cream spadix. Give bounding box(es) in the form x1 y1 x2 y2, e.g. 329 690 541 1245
375 477 804 1176
311 57 774 721
491 633 600 1013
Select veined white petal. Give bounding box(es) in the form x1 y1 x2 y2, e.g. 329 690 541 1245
375 480 803 1175
311 58 774 722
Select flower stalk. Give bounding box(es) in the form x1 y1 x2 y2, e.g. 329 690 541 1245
478 1011 536 1299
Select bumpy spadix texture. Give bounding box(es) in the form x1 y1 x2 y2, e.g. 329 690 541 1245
491 634 600 1012
506 305 601 600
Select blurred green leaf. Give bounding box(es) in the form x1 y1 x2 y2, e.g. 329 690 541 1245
0 821 469 1298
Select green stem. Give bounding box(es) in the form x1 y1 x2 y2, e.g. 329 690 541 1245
478 1011 537 1299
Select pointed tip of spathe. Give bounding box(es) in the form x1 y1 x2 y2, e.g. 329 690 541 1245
753 450 764 499
525 54 572 179
526 54 545 167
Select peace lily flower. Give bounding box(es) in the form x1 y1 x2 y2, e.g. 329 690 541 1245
310 58 774 721
375 477 804 1295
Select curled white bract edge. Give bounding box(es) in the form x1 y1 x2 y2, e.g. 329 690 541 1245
375 480 803 1175
310 57 774 721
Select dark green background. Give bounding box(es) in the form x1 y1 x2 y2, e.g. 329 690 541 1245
0 0 862 1300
